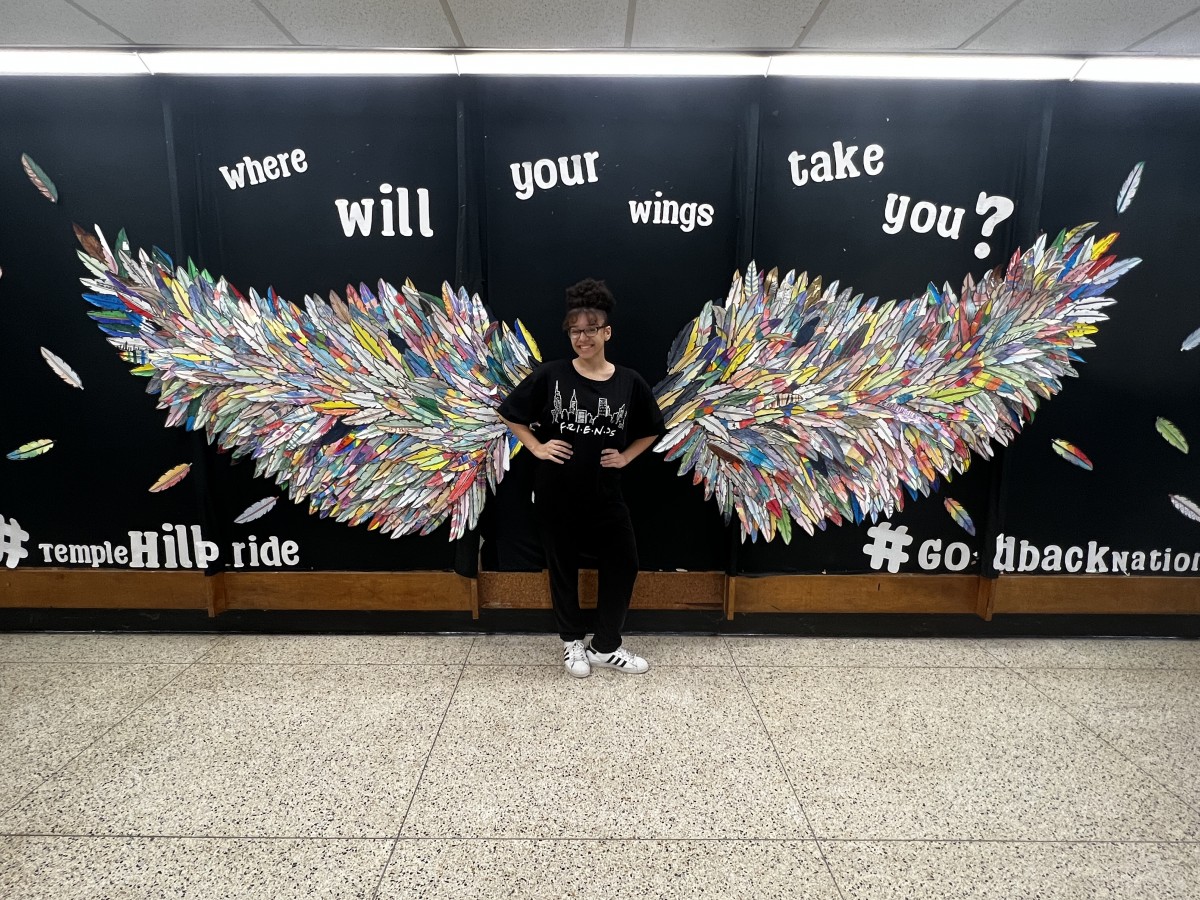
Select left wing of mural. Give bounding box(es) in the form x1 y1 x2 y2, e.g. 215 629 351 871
75 225 541 539
655 224 1139 542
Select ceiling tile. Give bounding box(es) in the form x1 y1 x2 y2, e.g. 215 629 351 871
76 0 290 45
633 0 820 48
801 0 1018 50
2 0 127 45
969 0 1200 52
450 0 627 48
262 0 456 46
1121 10 1200 52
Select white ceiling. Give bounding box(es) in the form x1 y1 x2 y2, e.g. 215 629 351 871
2 0 1199 53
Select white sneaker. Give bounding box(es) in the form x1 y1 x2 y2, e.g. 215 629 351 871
563 640 591 678
586 645 650 674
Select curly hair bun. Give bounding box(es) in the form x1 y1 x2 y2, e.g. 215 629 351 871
565 278 615 314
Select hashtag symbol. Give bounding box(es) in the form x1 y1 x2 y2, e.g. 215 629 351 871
0 515 31 569
862 521 913 573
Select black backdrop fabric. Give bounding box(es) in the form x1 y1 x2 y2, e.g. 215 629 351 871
1 75 1198 578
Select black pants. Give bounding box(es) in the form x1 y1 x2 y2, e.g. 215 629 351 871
535 486 638 653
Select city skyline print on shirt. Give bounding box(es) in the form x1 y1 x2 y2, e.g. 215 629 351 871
550 380 627 436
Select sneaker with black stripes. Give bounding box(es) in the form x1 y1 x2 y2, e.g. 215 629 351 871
585 644 649 674
563 640 591 678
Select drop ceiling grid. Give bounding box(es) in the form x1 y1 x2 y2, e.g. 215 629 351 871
630 0 821 48
2 0 128 45
1134 8 1200 51
73 0 291 45
966 0 1200 52
447 0 628 48
258 0 458 47
800 0 1018 50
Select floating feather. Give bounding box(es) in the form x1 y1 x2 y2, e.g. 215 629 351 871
1182 325 1200 352
1115 162 1143 214
234 497 278 524
1051 439 1093 471
7 439 54 460
943 497 976 536
149 463 191 492
20 153 58 203
39 347 83 389
1169 494 1200 524
1155 417 1189 454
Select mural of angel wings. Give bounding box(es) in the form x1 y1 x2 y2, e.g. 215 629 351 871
76 226 540 539
79 222 1137 546
654 224 1140 541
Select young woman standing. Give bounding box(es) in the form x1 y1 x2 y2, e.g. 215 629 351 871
499 279 665 678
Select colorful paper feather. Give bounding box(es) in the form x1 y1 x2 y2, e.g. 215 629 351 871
149 463 191 493
79 227 541 539
943 498 976 536
1182 325 1200 352
1156 417 1189 453
1116 162 1143 214
234 497 278 524
7 439 54 460
654 225 1136 540
21 153 58 203
40 347 83 389
1051 439 1094 471
1169 494 1200 524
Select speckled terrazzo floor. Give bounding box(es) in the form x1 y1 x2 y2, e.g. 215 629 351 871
1 633 1198 898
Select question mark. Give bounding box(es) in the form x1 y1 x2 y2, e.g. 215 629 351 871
975 192 1015 259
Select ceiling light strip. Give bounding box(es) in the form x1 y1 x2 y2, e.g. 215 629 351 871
2 50 1200 82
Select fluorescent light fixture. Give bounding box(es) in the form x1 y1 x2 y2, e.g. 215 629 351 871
766 53 1081 80
455 52 769 77
140 50 457 76
0 50 147 76
1075 56 1200 83
5 49 1200 83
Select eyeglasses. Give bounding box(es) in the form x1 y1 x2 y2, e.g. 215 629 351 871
568 325 606 339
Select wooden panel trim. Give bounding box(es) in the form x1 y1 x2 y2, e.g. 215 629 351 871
222 571 473 611
975 576 997 621
1 569 209 609
993 576 1200 615
3 570 1196 616
735 574 981 614
479 571 725 611
206 572 228 618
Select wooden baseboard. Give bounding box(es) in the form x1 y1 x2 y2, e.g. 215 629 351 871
222 571 474 611
992 576 1200 615
2 569 1196 617
0 569 208 609
734 574 981 614
479 571 724 611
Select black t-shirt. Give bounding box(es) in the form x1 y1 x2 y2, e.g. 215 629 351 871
499 359 666 492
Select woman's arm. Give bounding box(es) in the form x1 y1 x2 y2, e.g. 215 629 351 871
600 434 657 468
499 414 572 463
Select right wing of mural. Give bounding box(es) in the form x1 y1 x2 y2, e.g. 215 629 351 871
76 226 540 539
654 224 1140 542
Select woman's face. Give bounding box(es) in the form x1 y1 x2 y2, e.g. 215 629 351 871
566 310 610 361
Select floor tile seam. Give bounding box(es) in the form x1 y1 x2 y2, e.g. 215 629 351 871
1 659 472 666
462 662 736 667
3 833 1199 844
723 663 1012 669
0 658 202 823
372 637 474 900
1004 667 1200 817
188 634 230 665
730 658 848 900
0 832 396 841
